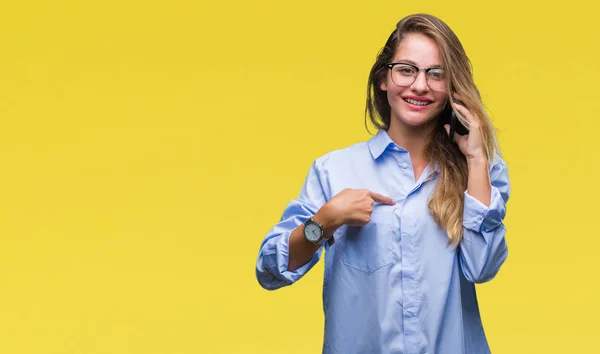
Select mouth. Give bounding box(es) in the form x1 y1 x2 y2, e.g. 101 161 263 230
402 97 433 106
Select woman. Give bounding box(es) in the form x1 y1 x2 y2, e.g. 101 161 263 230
255 13 510 354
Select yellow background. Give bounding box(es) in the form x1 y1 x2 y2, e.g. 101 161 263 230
0 0 598 353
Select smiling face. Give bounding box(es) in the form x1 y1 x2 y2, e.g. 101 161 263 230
380 33 448 134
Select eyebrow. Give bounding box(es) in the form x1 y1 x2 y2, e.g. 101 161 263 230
393 59 441 68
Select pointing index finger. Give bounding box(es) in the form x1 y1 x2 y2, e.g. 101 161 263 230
369 191 395 205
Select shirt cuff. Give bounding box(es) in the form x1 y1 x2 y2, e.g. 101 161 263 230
463 186 507 233
265 230 320 285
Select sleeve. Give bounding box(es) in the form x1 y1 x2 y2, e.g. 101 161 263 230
458 155 511 284
255 158 331 290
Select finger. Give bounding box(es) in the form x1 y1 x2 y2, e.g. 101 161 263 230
369 191 395 205
450 104 475 127
443 123 462 144
450 97 478 126
452 93 465 106
443 123 452 138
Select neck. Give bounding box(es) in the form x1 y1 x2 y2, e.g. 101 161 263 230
387 118 436 162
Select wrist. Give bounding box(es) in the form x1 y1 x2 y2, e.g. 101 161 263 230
466 154 488 167
313 205 342 235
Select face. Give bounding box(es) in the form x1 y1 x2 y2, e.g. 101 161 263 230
380 33 448 131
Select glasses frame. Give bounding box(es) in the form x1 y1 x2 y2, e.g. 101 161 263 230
386 62 447 92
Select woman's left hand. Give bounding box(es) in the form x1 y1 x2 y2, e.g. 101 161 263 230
443 94 487 162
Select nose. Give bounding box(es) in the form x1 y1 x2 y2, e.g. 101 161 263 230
410 70 429 94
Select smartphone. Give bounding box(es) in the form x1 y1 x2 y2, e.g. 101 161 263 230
439 101 469 141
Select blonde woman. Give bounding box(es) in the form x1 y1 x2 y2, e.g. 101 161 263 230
256 13 510 354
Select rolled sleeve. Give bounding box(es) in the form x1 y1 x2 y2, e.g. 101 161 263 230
463 155 510 232
255 159 330 290
463 186 506 233
257 228 323 290
458 155 511 283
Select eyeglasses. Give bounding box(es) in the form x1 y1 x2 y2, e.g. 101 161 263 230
386 62 447 92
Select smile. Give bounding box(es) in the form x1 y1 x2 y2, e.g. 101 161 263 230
403 98 431 106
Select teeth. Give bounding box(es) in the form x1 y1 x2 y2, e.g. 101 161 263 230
404 98 430 106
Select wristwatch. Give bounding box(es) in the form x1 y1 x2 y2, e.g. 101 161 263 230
303 217 334 246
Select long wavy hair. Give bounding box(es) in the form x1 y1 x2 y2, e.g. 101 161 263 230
365 14 498 245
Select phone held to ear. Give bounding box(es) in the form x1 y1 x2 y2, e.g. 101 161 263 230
439 101 469 141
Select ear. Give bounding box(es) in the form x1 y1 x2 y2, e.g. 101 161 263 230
380 78 388 92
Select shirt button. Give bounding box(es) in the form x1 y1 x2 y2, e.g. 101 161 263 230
400 162 408 169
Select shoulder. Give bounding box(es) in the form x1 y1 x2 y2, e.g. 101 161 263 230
311 141 372 173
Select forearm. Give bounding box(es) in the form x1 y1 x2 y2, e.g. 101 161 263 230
460 157 510 283
288 206 340 272
466 157 491 207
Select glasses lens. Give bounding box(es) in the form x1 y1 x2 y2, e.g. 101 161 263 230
391 64 417 86
426 68 447 91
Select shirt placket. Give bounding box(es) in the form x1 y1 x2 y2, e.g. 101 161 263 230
393 152 431 354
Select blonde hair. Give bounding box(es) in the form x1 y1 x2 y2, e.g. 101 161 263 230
365 14 498 245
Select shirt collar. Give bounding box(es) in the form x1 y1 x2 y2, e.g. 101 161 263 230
367 129 440 179
368 129 401 159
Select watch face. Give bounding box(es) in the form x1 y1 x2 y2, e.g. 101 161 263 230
304 221 322 242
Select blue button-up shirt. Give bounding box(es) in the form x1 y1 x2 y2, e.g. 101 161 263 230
256 129 510 354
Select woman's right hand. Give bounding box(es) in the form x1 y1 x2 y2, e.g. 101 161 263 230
287 189 395 272
314 188 395 230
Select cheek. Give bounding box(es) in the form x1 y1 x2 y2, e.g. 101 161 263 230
387 92 404 111
431 104 445 118
429 100 446 116
432 95 448 113
385 85 403 103
434 92 449 104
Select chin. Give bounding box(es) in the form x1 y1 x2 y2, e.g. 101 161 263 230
396 111 437 128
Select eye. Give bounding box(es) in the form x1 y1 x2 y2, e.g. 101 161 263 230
395 65 416 76
428 69 444 80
